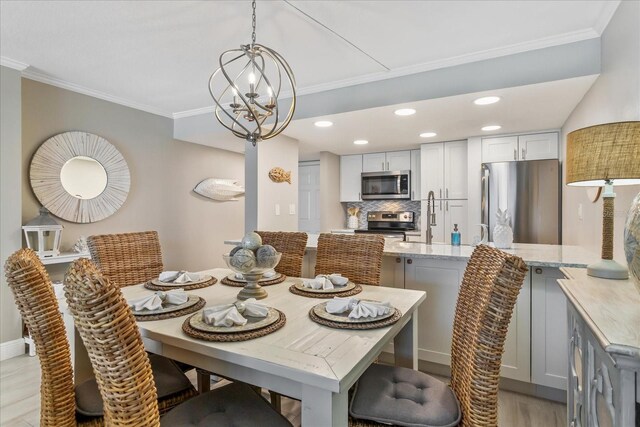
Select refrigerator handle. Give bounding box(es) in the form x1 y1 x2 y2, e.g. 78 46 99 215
481 165 489 227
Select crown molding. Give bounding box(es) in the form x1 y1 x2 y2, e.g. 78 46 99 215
21 69 174 118
173 27 600 119
593 0 621 35
0 56 29 71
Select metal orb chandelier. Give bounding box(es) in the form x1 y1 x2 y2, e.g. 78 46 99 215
209 0 296 146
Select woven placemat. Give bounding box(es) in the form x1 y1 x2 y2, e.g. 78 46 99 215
309 307 402 330
221 274 286 287
135 297 206 322
289 283 363 299
182 309 286 342
144 277 217 291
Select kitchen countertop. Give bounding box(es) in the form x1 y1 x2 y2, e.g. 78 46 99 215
225 234 599 268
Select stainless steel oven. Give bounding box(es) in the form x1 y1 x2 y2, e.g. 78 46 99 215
361 170 410 200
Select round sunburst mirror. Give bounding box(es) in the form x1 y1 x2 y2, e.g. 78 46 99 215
30 132 130 223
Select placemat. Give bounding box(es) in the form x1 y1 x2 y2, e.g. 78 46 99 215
135 297 206 322
182 309 286 342
144 276 217 291
309 307 402 330
221 274 286 287
289 283 362 298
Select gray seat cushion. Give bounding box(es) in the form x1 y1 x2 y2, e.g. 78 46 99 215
350 363 461 427
160 382 292 426
75 353 193 416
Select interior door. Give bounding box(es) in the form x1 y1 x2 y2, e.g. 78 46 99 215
298 163 320 233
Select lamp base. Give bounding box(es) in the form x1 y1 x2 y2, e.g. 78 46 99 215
587 259 629 280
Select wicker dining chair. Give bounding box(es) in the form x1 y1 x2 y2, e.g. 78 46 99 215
64 257 292 427
349 244 528 427
315 233 385 286
255 231 308 277
3 249 198 427
87 231 164 288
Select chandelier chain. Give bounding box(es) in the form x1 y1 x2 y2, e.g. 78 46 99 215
251 0 256 46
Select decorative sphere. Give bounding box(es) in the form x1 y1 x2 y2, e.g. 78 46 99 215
230 249 256 272
241 232 263 251
256 245 278 268
229 245 243 257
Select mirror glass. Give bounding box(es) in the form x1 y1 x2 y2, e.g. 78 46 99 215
60 156 108 199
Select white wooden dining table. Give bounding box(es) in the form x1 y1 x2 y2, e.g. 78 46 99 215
73 268 426 427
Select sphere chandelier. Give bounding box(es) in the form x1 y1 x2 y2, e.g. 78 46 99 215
208 0 296 146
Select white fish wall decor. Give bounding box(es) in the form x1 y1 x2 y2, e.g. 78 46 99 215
194 178 245 201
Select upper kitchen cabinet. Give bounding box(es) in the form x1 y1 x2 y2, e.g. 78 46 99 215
362 150 411 172
410 149 420 201
482 132 558 163
340 154 363 202
420 140 467 199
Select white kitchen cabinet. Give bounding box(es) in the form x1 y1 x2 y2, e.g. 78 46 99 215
339 154 363 202
362 151 411 172
410 149 421 201
380 256 405 288
420 200 467 244
482 132 559 163
362 152 387 172
420 143 444 199
518 133 558 161
482 136 518 162
403 257 531 382
443 141 468 199
531 267 568 390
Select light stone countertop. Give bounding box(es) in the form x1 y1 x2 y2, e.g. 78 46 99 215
225 234 600 268
559 267 640 359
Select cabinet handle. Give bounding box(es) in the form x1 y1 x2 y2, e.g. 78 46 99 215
535 268 542 274
386 161 389 170
358 192 361 200
411 190 415 199
446 201 449 211
382 162 384 170
439 201 442 211
406 259 413 264
522 148 526 160
396 258 401 263
513 148 517 160
439 189 442 198
446 188 449 198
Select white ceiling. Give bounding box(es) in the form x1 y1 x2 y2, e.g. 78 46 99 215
1 1 618 117
285 75 598 160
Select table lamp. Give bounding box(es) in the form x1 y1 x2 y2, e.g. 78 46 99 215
566 121 640 279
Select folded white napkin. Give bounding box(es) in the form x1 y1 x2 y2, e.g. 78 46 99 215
159 271 201 284
129 289 188 311
325 297 392 319
202 298 268 327
302 274 349 290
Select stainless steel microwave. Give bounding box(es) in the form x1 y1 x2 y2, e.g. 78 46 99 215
361 170 411 200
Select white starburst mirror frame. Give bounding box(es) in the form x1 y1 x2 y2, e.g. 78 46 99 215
30 131 130 223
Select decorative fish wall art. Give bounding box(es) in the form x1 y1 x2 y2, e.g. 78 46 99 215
193 178 245 201
268 167 292 184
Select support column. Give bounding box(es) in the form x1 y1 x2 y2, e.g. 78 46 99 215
245 140 258 233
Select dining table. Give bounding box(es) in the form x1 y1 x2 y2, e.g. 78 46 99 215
70 268 426 427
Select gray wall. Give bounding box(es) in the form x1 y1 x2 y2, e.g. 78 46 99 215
561 1 640 263
21 79 245 276
1 66 23 344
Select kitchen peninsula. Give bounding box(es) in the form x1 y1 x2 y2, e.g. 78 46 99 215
226 235 600 401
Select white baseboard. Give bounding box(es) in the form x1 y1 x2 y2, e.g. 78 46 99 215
0 338 26 361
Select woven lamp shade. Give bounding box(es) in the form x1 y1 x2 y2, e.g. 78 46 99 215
566 121 640 186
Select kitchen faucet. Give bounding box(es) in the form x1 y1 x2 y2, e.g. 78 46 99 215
426 191 437 244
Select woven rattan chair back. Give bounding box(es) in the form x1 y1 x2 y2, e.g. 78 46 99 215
449 244 528 427
87 231 163 287
4 249 76 427
255 231 308 277
314 233 385 286
64 258 160 427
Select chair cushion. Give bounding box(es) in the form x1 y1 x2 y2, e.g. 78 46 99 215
75 353 193 416
160 382 291 427
349 364 461 427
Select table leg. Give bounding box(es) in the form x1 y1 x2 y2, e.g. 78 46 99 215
394 310 418 369
301 385 348 427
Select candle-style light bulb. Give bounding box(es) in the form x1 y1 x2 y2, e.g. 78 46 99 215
232 87 239 106
248 72 256 84
267 86 274 108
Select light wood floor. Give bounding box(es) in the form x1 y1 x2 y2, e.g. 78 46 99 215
1 354 565 426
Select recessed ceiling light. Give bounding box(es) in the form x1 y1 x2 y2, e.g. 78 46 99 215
420 132 437 138
353 139 369 145
394 108 416 116
314 120 333 128
474 96 501 105
482 125 502 131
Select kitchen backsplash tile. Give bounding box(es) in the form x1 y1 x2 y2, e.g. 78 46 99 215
344 200 421 230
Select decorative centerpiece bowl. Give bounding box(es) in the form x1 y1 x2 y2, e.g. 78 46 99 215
223 252 282 300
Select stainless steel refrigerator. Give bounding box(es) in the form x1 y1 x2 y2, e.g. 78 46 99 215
481 159 561 244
